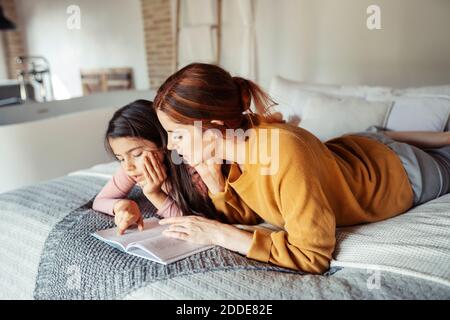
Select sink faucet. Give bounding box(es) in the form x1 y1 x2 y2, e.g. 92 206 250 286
16 55 54 102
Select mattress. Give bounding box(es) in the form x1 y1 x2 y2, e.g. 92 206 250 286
0 162 449 299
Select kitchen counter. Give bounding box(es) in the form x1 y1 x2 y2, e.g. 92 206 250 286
0 89 156 125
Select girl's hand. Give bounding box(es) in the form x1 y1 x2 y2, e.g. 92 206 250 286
159 216 253 255
139 151 167 197
113 199 144 235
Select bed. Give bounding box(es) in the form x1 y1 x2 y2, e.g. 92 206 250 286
1 161 449 300
1 80 449 300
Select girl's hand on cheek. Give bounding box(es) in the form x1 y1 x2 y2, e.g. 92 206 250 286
141 151 167 196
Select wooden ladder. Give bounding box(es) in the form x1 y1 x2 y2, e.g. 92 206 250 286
174 0 222 71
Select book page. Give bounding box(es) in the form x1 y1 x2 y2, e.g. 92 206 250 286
132 235 213 263
93 218 164 249
93 217 214 264
126 246 162 264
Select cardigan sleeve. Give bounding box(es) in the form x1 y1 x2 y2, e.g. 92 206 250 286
209 181 261 225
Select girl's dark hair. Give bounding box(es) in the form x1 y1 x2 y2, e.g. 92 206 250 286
105 99 220 220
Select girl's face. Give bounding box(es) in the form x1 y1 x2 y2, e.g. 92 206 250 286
156 110 220 166
109 137 164 184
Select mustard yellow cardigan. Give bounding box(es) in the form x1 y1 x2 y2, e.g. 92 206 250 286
209 121 413 273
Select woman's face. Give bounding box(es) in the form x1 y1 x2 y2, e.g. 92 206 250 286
156 110 220 166
109 137 164 184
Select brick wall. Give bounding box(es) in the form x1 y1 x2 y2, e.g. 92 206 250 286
141 0 175 89
1 0 26 79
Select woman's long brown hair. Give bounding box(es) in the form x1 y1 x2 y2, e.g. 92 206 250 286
153 63 281 133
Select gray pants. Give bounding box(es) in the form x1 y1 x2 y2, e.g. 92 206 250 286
352 128 450 206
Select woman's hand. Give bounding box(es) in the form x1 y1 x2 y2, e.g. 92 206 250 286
193 134 226 195
159 216 253 255
194 161 225 195
113 199 144 235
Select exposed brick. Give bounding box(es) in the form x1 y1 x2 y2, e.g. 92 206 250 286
141 0 175 89
1 0 26 79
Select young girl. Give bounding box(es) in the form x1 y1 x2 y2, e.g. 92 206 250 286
153 63 450 273
92 99 216 235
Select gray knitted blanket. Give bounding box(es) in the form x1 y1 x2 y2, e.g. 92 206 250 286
34 187 340 300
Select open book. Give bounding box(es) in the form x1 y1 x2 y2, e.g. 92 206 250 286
92 218 214 265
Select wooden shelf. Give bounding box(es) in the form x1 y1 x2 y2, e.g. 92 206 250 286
80 67 134 95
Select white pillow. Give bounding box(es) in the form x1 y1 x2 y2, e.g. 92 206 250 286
271 89 328 122
269 77 331 119
270 75 393 99
269 76 393 120
392 84 450 99
342 85 393 101
299 95 393 141
269 76 450 132
385 96 450 132
391 85 450 131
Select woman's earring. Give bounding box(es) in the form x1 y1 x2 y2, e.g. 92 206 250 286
210 120 225 127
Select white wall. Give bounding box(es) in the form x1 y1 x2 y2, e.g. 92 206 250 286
0 106 117 193
15 0 149 98
0 89 156 192
13 0 450 95
221 0 450 89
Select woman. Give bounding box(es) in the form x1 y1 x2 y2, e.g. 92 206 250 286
154 63 450 273
92 99 217 235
